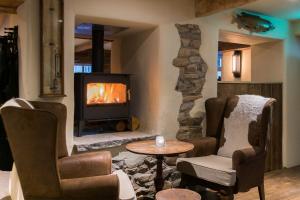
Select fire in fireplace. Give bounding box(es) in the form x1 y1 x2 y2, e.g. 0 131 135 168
74 73 131 136
86 83 127 105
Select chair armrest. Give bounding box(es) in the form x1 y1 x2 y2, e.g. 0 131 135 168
113 170 136 200
182 137 217 157
232 147 266 192
61 174 119 200
58 151 112 179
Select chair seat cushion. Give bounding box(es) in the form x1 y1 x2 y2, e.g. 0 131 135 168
177 155 236 186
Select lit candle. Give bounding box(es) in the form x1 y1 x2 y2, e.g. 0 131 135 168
156 136 165 147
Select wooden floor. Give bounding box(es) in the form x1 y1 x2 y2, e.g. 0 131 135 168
1 166 300 200
236 166 300 200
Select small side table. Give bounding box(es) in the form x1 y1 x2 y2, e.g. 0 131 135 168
156 188 201 200
126 139 194 192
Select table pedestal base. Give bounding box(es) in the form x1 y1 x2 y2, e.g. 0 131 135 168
154 155 164 192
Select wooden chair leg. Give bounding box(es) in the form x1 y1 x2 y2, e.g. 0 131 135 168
218 192 234 200
258 183 265 200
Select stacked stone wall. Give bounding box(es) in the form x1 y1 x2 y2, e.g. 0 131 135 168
173 24 208 140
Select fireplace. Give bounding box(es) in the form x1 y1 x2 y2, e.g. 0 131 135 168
86 83 127 105
74 73 131 136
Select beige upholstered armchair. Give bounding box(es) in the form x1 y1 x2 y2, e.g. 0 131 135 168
1 100 135 200
177 95 275 200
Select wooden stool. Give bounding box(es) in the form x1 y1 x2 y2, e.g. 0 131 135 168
156 188 201 200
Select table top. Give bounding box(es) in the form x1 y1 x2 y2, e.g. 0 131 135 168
156 188 201 200
126 139 194 156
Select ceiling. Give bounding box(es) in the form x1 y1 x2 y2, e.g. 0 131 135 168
219 30 280 45
241 0 300 20
0 0 24 13
75 23 128 40
195 0 300 20
75 15 156 40
195 0 258 17
218 41 250 51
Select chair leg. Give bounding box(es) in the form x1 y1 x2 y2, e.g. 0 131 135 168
217 192 234 200
258 183 265 200
179 173 187 188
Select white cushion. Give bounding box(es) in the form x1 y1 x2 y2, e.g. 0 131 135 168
113 170 136 200
177 155 236 186
218 95 270 157
0 98 34 111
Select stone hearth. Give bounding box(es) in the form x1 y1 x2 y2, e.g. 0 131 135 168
74 131 156 153
173 24 208 140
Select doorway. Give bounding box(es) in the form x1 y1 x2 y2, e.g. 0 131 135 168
217 30 283 171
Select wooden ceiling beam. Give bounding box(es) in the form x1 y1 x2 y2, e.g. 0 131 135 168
0 0 24 14
195 0 258 17
0 7 17 14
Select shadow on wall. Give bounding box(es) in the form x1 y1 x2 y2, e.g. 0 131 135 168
120 27 160 132
0 197 11 200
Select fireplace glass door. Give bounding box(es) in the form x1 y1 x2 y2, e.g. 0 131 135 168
86 83 127 105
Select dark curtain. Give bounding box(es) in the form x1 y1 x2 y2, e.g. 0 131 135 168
0 26 18 171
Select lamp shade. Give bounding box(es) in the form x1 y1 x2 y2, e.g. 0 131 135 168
232 50 242 78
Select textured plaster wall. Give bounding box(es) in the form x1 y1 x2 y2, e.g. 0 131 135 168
282 22 300 168
251 41 284 82
221 48 252 82
121 28 161 133
111 38 122 73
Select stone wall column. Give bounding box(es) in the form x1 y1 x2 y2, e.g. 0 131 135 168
173 24 208 140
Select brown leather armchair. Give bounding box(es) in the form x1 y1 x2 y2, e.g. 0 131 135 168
1 101 119 200
177 96 275 200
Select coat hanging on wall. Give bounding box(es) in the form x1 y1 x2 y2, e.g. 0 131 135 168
0 26 19 171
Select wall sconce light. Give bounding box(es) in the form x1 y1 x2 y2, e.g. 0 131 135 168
232 50 242 78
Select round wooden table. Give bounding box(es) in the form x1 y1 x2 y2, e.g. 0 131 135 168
156 188 201 200
126 139 194 192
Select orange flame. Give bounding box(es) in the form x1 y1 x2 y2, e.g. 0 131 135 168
87 83 127 105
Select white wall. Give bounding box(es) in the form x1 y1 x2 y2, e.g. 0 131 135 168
221 48 251 82
16 0 74 151
251 41 284 82
121 28 161 133
282 23 300 168
111 38 122 73
220 41 284 83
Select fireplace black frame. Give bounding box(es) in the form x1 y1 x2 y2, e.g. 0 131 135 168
74 73 131 136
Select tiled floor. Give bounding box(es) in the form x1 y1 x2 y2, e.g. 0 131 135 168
0 171 10 200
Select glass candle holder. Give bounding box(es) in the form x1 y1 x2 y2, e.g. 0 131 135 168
155 136 165 147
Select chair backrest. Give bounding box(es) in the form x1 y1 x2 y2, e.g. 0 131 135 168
30 101 68 158
1 107 61 198
205 97 227 138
